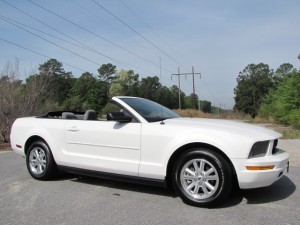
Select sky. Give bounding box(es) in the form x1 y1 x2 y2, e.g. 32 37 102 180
0 0 299 109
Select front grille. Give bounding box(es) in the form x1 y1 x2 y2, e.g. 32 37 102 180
272 139 279 154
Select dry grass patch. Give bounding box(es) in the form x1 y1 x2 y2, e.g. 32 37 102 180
174 109 251 120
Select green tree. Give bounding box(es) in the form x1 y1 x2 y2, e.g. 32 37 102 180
97 63 117 83
64 72 106 111
260 70 300 126
234 63 273 117
156 86 175 108
200 100 212 113
184 93 199 109
170 85 185 109
110 69 139 97
84 80 107 111
38 59 74 105
138 76 162 102
97 63 117 100
273 63 295 85
22 58 74 113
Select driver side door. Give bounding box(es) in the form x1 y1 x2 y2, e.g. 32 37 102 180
63 107 141 176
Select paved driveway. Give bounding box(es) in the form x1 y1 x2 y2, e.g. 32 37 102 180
0 141 299 225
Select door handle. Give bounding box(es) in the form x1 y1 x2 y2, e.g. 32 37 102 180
67 126 79 132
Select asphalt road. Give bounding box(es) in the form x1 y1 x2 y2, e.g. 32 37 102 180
0 151 299 225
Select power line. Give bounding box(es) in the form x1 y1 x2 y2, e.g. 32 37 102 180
68 0 125 38
116 0 171 60
0 14 152 74
26 0 172 74
0 0 161 76
68 0 159 60
63 0 157 75
118 0 189 69
0 15 101 66
2 0 192 80
92 0 189 71
0 36 87 72
0 0 87 51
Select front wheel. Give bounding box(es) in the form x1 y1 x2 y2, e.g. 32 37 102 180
172 148 232 207
26 141 57 180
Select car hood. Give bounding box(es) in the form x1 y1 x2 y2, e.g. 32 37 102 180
164 117 282 141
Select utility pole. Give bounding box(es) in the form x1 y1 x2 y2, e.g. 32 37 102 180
171 67 182 109
192 66 196 109
171 66 201 109
178 67 181 109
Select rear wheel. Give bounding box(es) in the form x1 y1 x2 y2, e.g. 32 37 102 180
172 148 232 207
26 141 57 180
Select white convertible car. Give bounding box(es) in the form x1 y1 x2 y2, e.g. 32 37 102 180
11 96 289 207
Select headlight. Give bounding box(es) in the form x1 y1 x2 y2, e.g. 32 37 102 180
248 141 270 158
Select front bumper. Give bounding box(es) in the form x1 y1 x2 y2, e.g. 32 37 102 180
232 149 289 189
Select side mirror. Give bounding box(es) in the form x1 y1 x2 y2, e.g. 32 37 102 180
107 112 132 123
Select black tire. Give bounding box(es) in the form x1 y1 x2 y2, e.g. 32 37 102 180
172 148 232 207
26 141 57 180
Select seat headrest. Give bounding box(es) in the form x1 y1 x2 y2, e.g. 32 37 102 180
83 110 97 120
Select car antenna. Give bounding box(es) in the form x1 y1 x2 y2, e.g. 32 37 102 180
159 96 165 125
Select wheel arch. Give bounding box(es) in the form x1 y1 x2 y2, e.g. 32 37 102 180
24 135 48 156
166 142 238 188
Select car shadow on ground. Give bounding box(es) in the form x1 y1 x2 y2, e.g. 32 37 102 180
218 175 296 208
67 174 176 198
56 173 296 208
239 175 296 204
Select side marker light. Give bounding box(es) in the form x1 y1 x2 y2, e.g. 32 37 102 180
246 166 275 171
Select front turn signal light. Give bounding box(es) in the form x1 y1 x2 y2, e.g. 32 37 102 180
246 166 275 171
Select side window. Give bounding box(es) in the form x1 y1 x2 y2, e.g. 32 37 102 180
101 102 121 118
101 102 137 122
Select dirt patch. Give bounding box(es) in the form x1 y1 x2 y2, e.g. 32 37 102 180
258 123 293 132
0 143 11 151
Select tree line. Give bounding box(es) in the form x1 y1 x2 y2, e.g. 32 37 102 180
0 58 212 142
3 57 298 143
234 61 300 127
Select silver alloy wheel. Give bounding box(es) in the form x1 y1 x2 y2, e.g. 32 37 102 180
29 147 47 175
180 159 219 200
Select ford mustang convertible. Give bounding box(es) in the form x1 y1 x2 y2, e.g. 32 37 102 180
10 96 289 207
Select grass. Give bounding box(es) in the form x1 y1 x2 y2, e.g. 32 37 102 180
174 109 251 120
282 129 300 139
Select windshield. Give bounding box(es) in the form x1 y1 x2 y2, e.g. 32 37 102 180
120 97 180 122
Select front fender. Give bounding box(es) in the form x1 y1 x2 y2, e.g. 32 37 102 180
161 131 254 168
